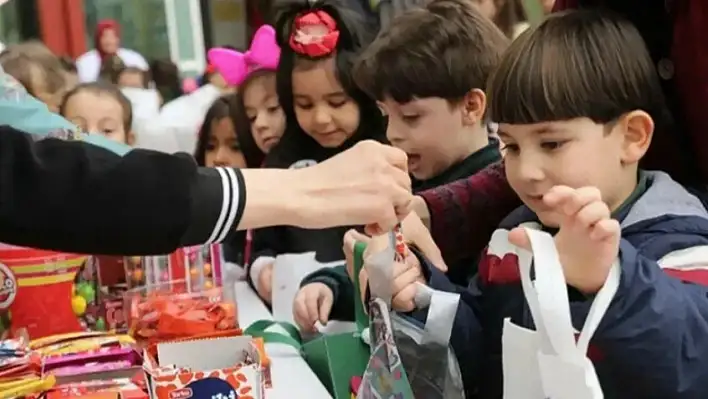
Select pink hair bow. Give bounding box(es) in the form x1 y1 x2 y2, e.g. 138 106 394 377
207 25 281 86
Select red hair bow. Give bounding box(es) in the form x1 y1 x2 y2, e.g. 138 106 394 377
289 11 339 58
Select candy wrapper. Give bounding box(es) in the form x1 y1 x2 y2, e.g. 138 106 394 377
43 346 142 379
143 335 267 399
127 285 237 343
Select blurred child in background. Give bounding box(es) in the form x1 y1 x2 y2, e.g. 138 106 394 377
474 0 528 38
194 95 251 266
60 82 135 146
0 41 67 112
117 66 149 89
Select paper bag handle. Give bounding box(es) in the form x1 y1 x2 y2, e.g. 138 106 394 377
517 228 621 358
353 241 370 330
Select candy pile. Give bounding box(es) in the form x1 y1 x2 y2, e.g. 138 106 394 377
128 287 237 343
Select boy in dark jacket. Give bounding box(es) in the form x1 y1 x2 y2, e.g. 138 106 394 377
387 11 708 398
293 0 508 331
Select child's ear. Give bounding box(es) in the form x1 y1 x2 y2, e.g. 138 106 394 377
618 110 653 164
126 130 136 146
461 89 486 126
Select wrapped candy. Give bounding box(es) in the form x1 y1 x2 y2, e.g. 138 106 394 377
127 286 237 343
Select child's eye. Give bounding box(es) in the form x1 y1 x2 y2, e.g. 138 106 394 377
541 141 566 151
402 114 420 124
295 102 314 110
328 100 347 108
267 106 280 113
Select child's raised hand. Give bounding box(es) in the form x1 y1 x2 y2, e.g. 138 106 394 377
293 283 334 332
508 186 620 294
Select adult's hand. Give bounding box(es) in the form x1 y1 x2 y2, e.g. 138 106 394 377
383 211 447 272
238 140 412 231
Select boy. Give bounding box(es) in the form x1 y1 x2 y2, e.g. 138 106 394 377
293 0 508 332
386 10 708 398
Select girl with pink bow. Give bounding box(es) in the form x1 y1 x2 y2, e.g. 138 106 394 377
208 25 286 165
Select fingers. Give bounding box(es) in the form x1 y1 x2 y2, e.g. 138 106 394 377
293 284 333 332
293 291 313 331
392 284 418 312
379 143 409 172
508 226 531 251
544 186 602 217
318 291 333 325
401 212 447 272
544 185 616 241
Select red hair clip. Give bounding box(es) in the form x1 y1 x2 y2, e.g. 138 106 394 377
289 10 340 58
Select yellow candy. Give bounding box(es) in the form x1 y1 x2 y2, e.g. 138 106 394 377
71 295 87 316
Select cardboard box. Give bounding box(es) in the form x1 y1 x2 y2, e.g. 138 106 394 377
143 336 266 399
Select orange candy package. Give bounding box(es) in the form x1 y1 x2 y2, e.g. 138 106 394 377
127 287 237 343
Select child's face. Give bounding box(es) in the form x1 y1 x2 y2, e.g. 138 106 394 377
63 91 131 144
242 74 285 153
204 117 247 168
118 71 144 88
499 115 650 227
291 57 360 148
381 97 481 180
100 29 120 54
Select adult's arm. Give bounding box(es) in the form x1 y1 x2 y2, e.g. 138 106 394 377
416 162 521 265
0 125 244 255
0 126 412 255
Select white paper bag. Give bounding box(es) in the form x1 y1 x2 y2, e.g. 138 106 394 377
502 228 620 399
270 252 342 325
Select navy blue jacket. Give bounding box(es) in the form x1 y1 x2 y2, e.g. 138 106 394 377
420 172 708 398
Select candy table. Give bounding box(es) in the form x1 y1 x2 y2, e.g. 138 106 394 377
234 281 333 399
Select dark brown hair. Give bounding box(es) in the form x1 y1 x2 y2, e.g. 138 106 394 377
99 54 126 84
0 41 66 97
487 10 670 130
59 82 134 136
118 66 149 88
354 0 509 104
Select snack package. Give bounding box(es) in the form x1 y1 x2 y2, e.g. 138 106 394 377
0 244 88 340
126 286 237 343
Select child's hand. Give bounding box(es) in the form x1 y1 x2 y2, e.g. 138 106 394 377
390 251 426 312
293 283 334 332
508 186 620 294
256 262 274 303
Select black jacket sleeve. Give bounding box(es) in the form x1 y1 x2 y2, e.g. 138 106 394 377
0 125 246 255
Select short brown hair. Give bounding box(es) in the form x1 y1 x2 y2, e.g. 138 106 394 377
60 82 134 135
354 0 509 103
487 10 670 130
0 41 66 97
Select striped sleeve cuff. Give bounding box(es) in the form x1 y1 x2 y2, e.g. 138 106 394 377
180 166 246 246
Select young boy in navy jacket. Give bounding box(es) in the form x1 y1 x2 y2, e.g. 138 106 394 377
292 0 508 331
379 10 708 398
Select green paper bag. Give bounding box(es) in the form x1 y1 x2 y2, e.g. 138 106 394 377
301 241 370 398
245 242 370 399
